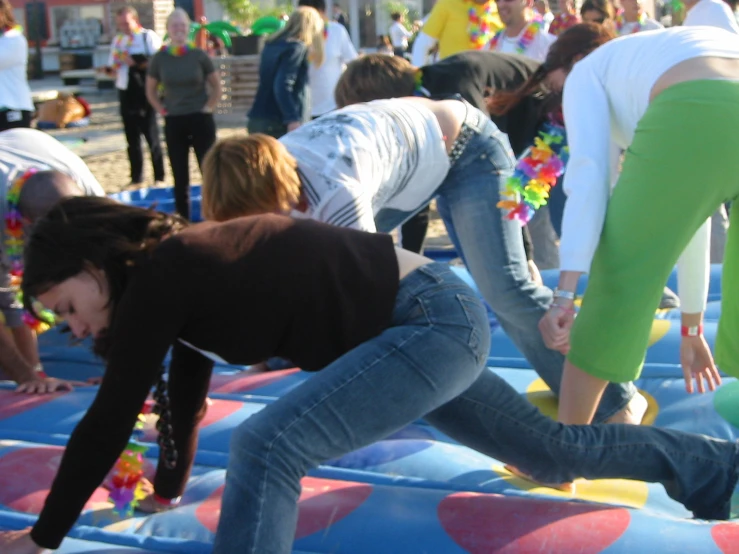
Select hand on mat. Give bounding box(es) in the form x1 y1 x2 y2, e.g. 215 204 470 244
680 335 721 394
0 528 45 553
15 376 89 394
539 300 575 354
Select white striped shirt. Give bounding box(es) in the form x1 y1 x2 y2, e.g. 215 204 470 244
280 99 451 232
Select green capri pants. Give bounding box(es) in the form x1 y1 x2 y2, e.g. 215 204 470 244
568 80 739 382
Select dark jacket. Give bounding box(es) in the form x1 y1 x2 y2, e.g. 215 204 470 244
248 38 310 125
420 50 545 157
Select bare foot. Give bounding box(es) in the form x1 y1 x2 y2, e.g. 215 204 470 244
504 464 575 492
605 391 648 425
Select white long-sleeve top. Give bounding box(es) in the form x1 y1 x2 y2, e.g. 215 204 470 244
0 28 34 112
560 26 739 313
684 0 739 33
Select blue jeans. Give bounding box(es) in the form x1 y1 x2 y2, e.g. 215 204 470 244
213 263 739 553
375 108 636 422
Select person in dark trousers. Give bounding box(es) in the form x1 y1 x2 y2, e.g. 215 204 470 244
104 6 165 187
146 8 222 220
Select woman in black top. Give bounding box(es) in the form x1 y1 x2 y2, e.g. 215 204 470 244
1 197 738 553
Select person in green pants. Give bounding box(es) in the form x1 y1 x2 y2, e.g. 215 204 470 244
519 24 738 425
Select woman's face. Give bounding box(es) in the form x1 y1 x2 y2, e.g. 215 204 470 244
581 9 606 23
167 14 190 44
36 268 111 340
544 68 568 93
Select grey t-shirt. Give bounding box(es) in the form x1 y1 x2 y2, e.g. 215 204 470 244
148 48 215 116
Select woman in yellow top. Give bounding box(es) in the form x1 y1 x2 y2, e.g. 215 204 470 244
411 0 503 65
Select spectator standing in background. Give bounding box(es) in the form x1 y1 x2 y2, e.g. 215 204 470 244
299 0 358 119
0 0 33 132
390 12 412 56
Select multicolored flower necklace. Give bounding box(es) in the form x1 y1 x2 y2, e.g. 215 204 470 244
0 25 22 38
160 41 195 56
497 121 569 225
488 15 544 54
615 9 647 34
5 169 56 332
468 1 498 49
111 25 142 70
324 22 329 39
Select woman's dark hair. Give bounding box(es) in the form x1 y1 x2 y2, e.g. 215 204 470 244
0 0 17 29
580 0 615 23
22 196 188 357
488 23 616 117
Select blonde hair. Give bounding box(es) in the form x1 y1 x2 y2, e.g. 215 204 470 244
166 7 191 29
201 134 302 221
268 6 325 67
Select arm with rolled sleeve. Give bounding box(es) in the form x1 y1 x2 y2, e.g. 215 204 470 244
273 42 309 124
677 218 710 314
558 63 614 274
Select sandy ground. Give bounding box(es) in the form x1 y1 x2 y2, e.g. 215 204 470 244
39 83 453 249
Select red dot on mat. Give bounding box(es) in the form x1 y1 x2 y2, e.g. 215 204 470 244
0 390 59 421
712 521 739 553
438 492 630 554
0 447 109 513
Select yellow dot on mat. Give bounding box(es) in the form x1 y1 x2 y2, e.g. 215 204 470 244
525 379 659 426
493 465 650 509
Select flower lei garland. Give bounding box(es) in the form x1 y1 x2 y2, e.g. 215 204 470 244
497 121 569 225
109 411 149 517
413 69 431 97
111 25 142 70
160 41 195 56
5 168 56 332
615 9 646 34
0 25 22 37
488 15 544 54
468 0 498 49
323 22 329 39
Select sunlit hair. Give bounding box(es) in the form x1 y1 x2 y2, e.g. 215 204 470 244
268 6 325 67
0 0 17 28
201 134 302 221
488 23 615 116
335 54 416 107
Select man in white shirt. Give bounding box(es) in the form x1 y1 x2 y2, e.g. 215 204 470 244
298 0 358 119
389 12 413 56
102 7 165 187
0 128 105 393
487 0 556 63
616 0 664 34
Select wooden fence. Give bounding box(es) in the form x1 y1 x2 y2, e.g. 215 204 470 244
215 55 260 117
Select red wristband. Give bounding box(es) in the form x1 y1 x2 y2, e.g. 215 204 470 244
681 324 703 337
153 493 181 507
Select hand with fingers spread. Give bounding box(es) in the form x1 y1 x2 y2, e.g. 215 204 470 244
15 376 90 394
680 335 721 394
0 528 45 554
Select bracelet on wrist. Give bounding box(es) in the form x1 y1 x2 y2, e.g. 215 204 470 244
34 363 47 379
553 288 576 302
153 493 182 507
681 324 703 337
